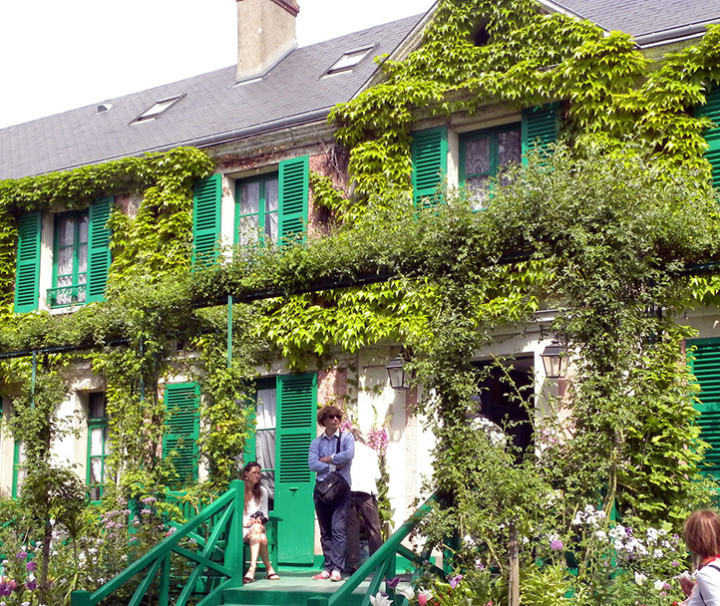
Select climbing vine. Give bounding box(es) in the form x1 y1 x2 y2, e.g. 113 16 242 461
0 8 717 596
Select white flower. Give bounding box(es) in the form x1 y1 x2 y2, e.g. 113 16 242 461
614 539 624 551
399 586 415 601
595 530 607 540
635 572 648 586
462 534 476 547
654 580 665 591
609 526 626 540
653 549 664 559
369 592 393 606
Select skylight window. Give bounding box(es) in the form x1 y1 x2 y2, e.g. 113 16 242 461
325 47 373 76
133 95 184 123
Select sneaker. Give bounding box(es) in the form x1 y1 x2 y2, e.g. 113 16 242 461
330 570 342 582
312 570 330 580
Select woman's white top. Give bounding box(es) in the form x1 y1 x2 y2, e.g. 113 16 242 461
687 564 720 605
242 485 269 538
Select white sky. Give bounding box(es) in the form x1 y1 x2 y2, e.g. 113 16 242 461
0 0 436 129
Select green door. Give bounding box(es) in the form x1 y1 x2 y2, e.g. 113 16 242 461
688 338 720 478
245 373 317 565
275 373 317 564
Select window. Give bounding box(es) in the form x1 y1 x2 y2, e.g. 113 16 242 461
49 210 88 307
13 197 112 313
687 337 720 480
459 124 521 210
325 47 373 76
133 95 184 123
698 87 720 190
87 392 109 501
235 174 279 246
191 156 309 266
410 105 558 210
12 440 25 499
163 382 200 488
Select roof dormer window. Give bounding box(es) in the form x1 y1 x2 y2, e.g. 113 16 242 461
132 95 184 123
324 47 373 76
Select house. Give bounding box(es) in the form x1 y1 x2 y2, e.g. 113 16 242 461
3 0 720 573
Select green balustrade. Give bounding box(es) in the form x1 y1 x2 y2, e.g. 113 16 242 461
71 479 247 606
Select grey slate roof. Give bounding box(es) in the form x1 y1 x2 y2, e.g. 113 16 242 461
556 0 720 43
4 2 720 181
0 14 423 180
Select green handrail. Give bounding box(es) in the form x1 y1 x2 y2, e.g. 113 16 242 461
71 479 247 606
325 494 442 606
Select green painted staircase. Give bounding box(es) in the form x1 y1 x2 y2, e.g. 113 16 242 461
71 481 440 606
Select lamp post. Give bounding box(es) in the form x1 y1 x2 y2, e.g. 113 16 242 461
541 340 568 379
386 354 410 390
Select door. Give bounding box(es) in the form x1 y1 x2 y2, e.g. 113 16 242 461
688 338 720 478
245 373 317 565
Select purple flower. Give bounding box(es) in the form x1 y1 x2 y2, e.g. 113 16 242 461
386 576 400 589
0 580 11 597
25 561 36 572
671 560 680 567
25 580 36 591
14 552 27 560
450 574 463 589
550 539 564 551
8 580 19 593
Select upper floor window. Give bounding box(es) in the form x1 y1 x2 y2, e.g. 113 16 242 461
191 156 310 266
236 174 280 246
411 104 559 210
13 197 112 313
459 125 521 210
50 210 89 308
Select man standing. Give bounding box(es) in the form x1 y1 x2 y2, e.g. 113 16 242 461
346 430 383 572
308 405 355 581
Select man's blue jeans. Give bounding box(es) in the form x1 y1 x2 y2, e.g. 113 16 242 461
314 482 351 573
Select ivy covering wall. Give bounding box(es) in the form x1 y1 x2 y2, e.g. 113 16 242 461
0 0 719 526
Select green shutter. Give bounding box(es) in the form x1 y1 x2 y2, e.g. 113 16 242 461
688 338 720 479
412 127 447 208
275 372 316 564
87 197 113 303
698 88 720 190
14 212 41 313
521 103 559 162
192 174 222 266
279 156 309 243
164 382 200 487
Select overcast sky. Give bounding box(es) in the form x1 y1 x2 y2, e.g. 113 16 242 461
0 0 436 129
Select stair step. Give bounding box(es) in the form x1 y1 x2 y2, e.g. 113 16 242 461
221 570 373 606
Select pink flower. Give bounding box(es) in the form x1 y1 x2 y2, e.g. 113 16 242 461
418 591 432 606
550 539 564 551
368 427 389 455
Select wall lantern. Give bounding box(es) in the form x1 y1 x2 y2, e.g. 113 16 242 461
541 340 568 379
386 355 410 390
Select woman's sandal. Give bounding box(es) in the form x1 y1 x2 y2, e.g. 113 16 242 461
266 573 281 581
242 575 255 584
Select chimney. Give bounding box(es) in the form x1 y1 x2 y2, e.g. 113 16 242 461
236 0 300 82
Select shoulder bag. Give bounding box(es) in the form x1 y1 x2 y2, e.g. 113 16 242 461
315 432 349 505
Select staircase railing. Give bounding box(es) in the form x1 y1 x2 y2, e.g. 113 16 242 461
320 494 444 606
71 479 246 606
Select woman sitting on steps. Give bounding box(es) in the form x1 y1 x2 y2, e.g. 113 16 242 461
242 461 280 583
